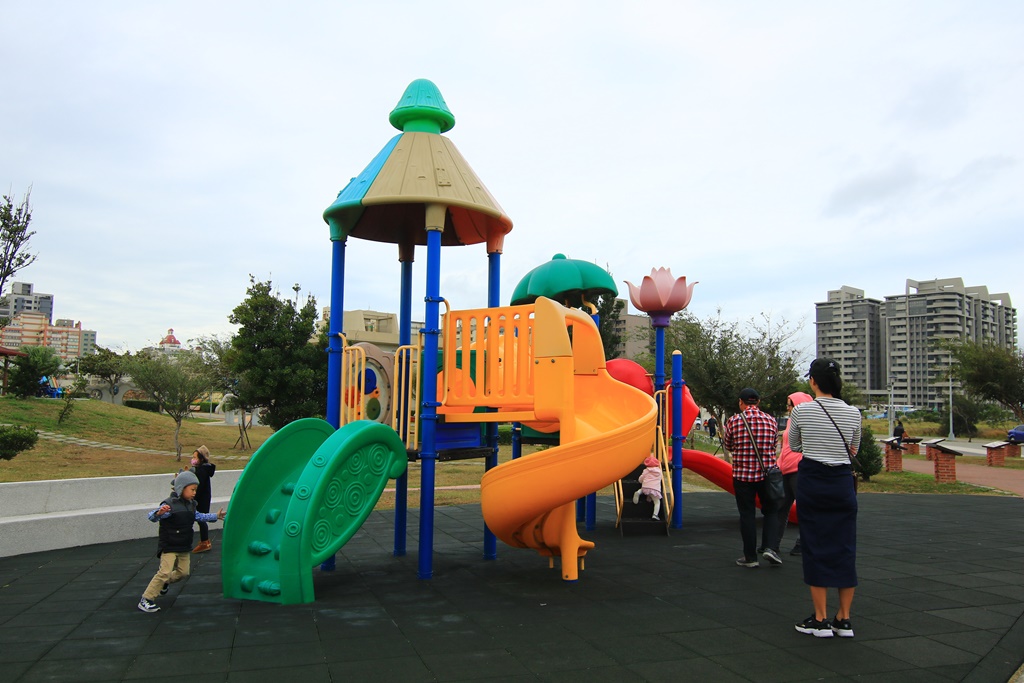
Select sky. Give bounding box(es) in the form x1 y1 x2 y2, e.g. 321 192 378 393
2 1 1022 361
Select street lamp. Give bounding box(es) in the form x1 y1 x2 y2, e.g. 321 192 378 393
948 371 955 439
888 377 894 437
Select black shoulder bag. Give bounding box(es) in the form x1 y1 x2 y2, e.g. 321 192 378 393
814 399 863 471
739 411 785 504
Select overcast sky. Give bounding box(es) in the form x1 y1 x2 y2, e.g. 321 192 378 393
2 2 1021 361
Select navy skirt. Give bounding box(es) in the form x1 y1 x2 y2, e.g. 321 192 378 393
796 457 858 588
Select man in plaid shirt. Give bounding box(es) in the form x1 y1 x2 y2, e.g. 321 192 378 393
723 387 781 568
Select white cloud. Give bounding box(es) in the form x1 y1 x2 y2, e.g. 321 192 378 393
1 1 1022 357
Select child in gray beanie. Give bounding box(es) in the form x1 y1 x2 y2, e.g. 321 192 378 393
138 470 226 613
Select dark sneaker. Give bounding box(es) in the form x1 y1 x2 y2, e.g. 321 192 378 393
795 616 832 638
735 557 759 568
159 583 169 596
137 598 160 613
762 548 783 565
790 540 802 556
831 617 854 638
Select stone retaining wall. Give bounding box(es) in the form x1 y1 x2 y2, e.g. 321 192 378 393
0 471 242 557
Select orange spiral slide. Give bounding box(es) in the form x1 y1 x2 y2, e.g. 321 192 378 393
472 299 657 581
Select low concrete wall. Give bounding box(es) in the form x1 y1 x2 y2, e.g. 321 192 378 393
0 471 242 558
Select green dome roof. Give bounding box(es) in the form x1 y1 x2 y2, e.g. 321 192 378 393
511 254 617 307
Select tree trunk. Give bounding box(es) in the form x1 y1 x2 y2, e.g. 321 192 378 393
174 418 182 460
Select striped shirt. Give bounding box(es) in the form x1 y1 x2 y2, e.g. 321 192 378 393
789 397 861 466
723 406 778 482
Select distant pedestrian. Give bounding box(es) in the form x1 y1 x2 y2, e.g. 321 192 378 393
138 471 225 613
892 420 907 450
722 388 780 568
789 357 861 639
706 416 717 439
189 445 216 553
632 454 663 520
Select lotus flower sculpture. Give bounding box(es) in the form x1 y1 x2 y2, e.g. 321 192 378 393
625 268 697 326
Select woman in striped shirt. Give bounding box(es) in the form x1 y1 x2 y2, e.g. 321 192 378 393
788 358 861 639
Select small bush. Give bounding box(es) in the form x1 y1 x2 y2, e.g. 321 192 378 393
856 425 884 481
124 399 161 413
0 426 39 461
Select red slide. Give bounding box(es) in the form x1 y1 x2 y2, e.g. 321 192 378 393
682 448 797 522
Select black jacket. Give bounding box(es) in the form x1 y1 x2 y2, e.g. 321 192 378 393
191 462 216 512
158 495 198 553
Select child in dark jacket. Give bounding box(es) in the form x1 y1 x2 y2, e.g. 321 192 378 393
138 470 225 613
189 445 217 553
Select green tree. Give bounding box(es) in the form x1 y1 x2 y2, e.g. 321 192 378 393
128 350 216 459
946 341 1024 423
855 425 883 481
78 347 130 402
8 346 62 398
193 333 256 450
641 310 802 430
938 392 984 441
0 188 38 325
595 293 625 360
57 376 89 425
227 277 327 431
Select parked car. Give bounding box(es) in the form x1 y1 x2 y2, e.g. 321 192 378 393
1007 425 1024 444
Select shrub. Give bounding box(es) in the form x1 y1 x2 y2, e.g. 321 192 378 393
855 425 883 481
0 425 39 461
124 399 161 413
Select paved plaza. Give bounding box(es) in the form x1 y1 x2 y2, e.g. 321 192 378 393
2 492 1023 682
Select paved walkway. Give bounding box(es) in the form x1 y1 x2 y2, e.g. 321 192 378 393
900 457 1024 497
2 493 1023 682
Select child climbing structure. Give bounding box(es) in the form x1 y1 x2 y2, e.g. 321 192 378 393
221 79 662 603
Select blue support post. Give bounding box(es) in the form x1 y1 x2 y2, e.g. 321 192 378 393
584 309 602 530
394 256 414 557
483 251 501 560
511 423 522 459
671 351 684 529
417 220 443 580
654 325 666 391
321 237 347 572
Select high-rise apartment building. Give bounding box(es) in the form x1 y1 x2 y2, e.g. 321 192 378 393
817 279 1017 410
884 278 1016 411
0 312 91 362
607 298 650 360
0 282 54 323
815 286 885 400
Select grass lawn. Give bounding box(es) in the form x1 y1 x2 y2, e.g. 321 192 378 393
1 396 1015 501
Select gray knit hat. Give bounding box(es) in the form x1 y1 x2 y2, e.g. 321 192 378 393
173 470 200 497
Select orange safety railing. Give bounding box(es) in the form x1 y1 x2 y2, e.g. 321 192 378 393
441 304 537 413
337 338 367 427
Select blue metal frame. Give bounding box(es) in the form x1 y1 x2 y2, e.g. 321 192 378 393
671 351 684 529
417 228 443 579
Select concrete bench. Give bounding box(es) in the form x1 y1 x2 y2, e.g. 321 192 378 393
0 471 242 557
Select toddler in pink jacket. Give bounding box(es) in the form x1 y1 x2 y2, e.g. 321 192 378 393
632 455 663 520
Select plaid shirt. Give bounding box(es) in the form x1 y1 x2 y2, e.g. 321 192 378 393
723 406 778 482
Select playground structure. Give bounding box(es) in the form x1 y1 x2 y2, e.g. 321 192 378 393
222 80 764 604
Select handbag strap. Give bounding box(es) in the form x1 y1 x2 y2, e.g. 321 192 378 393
738 410 770 475
814 399 856 464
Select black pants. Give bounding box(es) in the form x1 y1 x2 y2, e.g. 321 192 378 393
734 478 781 559
777 471 799 546
196 499 210 542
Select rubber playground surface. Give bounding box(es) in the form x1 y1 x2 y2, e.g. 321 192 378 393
2 492 1023 682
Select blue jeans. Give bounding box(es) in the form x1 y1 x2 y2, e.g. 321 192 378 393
734 478 781 560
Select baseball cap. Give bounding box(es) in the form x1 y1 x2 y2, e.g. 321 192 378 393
806 357 840 377
739 387 759 402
